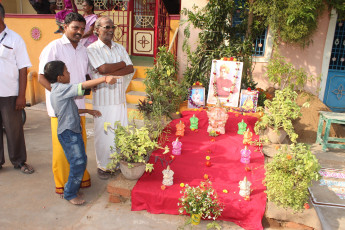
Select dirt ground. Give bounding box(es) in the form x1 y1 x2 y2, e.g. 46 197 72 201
294 92 345 144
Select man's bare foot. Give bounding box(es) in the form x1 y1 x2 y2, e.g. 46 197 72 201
59 194 64 199
69 197 85 205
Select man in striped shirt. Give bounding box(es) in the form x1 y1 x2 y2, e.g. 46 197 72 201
87 16 134 180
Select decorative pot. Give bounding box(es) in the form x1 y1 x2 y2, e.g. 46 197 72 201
266 127 287 144
169 112 182 120
119 161 146 180
191 213 201 225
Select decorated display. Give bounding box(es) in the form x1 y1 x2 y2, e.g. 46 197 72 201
176 120 185 137
207 59 243 107
239 176 252 198
243 128 253 145
172 138 182 156
240 146 251 164
162 165 174 186
237 119 247 135
188 83 205 108
207 99 229 135
189 114 199 130
239 89 259 112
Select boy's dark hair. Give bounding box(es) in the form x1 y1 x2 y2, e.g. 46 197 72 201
44 61 65 83
64 12 86 25
0 3 5 20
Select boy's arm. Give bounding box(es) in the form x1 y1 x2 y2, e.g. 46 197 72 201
78 109 102 117
81 76 117 89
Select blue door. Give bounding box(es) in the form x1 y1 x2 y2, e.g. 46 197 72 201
324 20 345 112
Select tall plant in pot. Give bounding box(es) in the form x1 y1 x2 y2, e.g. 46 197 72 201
107 121 169 180
254 87 302 143
138 46 185 121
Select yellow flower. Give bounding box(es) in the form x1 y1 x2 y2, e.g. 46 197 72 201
200 83 203 86
193 83 196 85
223 189 228 193
180 183 185 187
206 156 210 160
176 111 180 114
233 58 237 61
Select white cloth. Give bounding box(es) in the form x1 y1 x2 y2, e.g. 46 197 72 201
0 26 31 97
39 34 88 117
87 39 134 170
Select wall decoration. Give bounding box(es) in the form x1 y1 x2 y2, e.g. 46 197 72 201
239 89 259 112
31 27 41 41
207 60 243 107
188 85 205 109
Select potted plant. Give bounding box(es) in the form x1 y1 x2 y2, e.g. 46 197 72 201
138 46 185 121
107 121 169 180
265 143 321 211
178 180 224 226
254 87 302 143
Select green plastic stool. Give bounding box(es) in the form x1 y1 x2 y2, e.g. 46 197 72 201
316 111 345 151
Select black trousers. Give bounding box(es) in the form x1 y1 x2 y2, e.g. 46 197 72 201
0 96 27 166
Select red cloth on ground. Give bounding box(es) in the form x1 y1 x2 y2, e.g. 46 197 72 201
131 111 266 230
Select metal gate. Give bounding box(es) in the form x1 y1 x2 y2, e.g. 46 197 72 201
131 0 156 56
154 0 169 58
324 20 345 112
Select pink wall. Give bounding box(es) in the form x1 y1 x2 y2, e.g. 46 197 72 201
177 0 208 81
177 1 331 96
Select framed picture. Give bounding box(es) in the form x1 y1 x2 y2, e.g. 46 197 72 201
239 89 259 112
188 86 205 108
207 60 244 107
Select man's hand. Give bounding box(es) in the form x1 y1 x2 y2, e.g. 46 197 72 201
15 96 26 110
88 110 102 118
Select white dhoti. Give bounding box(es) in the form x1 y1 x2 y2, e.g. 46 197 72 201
92 72 134 170
94 103 128 170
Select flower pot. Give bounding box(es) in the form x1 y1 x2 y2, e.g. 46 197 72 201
169 112 181 120
267 127 287 144
119 161 146 180
191 213 201 225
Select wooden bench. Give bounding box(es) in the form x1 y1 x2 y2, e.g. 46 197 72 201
316 111 345 151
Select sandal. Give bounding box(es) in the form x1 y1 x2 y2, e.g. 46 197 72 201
97 168 110 180
14 163 34 174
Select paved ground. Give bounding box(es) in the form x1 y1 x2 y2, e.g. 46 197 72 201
0 106 243 230
2 105 345 230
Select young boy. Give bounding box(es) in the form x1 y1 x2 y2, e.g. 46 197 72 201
44 60 117 205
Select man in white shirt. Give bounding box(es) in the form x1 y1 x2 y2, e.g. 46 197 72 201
0 4 34 174
38 12 91 195
87 16 134 179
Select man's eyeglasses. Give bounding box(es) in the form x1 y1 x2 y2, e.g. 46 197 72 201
100 25 116 30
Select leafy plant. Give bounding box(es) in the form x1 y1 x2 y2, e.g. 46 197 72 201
178 180 224 221
107 121 169 172
265 143 321 211
253 0 324 46
181 0 265 95
254 87 302 142
266 53 314 90
139 46 185 120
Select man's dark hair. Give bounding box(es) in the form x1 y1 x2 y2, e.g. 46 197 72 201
44 61 65 83
0 3 5 20
64 12 86 25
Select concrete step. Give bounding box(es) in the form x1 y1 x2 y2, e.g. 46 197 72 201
126 90 146 105
133 66 152 79
129 78 146 92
